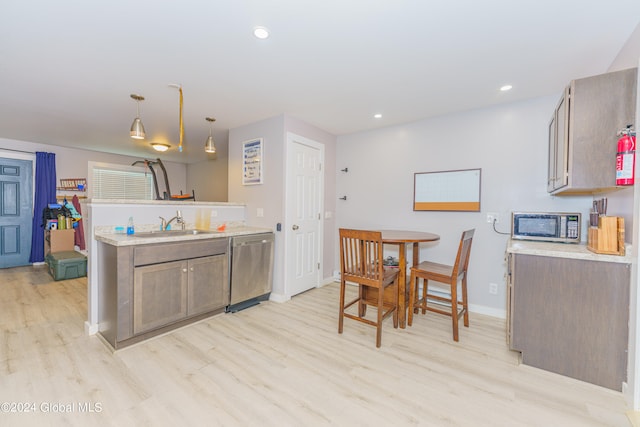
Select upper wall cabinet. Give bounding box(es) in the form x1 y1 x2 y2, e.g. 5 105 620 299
548 67 637 195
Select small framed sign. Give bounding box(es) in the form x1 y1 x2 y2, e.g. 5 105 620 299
242 138 263 185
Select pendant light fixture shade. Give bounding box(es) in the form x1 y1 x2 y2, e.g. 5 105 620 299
204 117 216 153
130 94 146 140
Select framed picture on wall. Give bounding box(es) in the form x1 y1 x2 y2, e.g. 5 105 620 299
242 138 263 185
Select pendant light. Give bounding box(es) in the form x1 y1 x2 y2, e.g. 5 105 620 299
204 117 216 153
130 94 146 140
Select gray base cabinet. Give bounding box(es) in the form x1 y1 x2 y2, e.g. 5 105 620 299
187 255 228 316
98 238 228 349
507 253 630 391
133 260 188 335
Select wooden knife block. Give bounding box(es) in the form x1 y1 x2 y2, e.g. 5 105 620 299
587 216 625 255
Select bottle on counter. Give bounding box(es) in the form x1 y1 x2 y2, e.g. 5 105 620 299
127 217 135 235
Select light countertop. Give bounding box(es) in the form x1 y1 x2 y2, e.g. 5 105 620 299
88 199 245 206
95 225 273 247
506 239 633 264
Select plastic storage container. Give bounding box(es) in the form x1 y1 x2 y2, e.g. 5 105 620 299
45 251 87 281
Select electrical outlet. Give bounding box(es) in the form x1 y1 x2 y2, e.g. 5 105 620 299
489 283 498 295
486 212 498 224
257 208 264 217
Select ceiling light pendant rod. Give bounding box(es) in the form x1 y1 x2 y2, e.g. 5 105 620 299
130 94 146 140
205 117 216 154
169 84 184 153
179 86 184 152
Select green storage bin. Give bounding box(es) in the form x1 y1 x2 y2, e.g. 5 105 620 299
46 251 87 281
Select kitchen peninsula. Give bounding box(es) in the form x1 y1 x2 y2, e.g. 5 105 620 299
86 200 271 348
506 240 632 391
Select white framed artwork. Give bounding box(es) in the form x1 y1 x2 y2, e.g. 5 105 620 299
242 138 263 185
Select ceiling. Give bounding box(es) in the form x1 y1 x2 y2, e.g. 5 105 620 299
1 1 639 164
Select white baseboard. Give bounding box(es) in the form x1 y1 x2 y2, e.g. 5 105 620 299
318 275 506 319
84 321 99 335
268 292 290 303
270 277 337 303
469 303 506 319
426 288 506 319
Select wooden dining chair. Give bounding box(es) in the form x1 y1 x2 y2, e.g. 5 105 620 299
338 228 399 348
407 229 475 341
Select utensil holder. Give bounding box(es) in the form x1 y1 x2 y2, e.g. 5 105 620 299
587 216 625 255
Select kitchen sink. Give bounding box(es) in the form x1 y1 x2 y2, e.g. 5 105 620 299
132 229 220 238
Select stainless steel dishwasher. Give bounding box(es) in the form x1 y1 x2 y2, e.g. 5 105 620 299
227 232 275 312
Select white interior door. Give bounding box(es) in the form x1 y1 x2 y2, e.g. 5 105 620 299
284 134 323 297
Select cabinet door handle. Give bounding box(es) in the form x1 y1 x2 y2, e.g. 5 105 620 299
190 267 194 272
182 268 188 273
292 224 299 230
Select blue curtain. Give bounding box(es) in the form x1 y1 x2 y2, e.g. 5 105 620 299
29 152 57 263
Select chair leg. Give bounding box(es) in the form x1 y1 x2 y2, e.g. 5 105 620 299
408 272 415 326
376 285 383 348
338 279 346 334
462 276 470 327
358 285 366 317
450 279 459 342
393 280 399 329
421 278 428 314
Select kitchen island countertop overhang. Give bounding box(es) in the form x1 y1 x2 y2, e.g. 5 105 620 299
95 225 273 246
506 239 633 263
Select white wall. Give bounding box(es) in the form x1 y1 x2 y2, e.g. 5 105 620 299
228 114 337 300
186 132 229 202
610 23 640 72
336 96 593 316
228 115 285 296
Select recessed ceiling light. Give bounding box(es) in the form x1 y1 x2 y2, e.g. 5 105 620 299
253 26 270 39
500 85 513 92
374 113 382 119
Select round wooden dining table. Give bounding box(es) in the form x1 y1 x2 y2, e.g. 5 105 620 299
379 230 440 328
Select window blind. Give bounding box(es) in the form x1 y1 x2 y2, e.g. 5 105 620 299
92 166 154 200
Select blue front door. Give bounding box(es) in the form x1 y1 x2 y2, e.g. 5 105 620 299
0 157 33 268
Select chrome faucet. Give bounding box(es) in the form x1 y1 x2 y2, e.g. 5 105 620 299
159 210 185 230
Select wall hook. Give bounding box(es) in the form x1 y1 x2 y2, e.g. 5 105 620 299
340 168 348 173
339 196 347 201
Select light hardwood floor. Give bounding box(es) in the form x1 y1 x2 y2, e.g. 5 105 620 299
0 265 634 426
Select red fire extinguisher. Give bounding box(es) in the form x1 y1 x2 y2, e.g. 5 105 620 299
616 125 636 186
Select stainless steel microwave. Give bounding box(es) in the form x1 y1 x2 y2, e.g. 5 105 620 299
511 212 581 243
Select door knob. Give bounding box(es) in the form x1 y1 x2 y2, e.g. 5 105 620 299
292 225 299 230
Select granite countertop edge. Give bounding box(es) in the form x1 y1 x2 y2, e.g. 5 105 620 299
506 239 633 264
88 199 245 206
95 226 273 246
